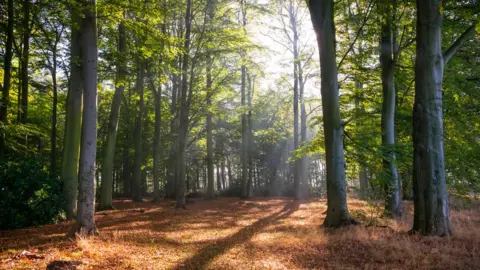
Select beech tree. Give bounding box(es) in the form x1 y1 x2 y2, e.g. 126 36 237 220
307 0 355 227
412 0 477 236
69 0 98 236
62 3 83 220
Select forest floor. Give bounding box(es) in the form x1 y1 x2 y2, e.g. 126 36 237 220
1 196 480 270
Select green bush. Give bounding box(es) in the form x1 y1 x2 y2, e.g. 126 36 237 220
0 158 65 229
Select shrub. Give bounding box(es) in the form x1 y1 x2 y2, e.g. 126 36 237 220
0 157 65 229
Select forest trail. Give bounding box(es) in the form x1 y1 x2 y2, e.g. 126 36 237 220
1 197 480 269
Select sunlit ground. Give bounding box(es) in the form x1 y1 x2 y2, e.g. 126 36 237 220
1 197 480 269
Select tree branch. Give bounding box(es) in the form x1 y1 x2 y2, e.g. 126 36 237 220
443 23 477 65
337 0 376 70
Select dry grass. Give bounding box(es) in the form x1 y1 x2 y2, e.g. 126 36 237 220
1 197 480 269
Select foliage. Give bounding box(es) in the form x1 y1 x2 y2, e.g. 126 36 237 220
0 157 65 229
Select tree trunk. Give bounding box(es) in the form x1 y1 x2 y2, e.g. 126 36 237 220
412 0 450 236
221 159 226 191
62 5 83 220
122 146 131 196
152 73 162 202
241 65 248 199
380 0 402 217
166 70 179 199
227 155 233 187
240 0 248 199
19 0 30 123
176 0 192 209
132 59 145 202
308 0 354 227
100 21 126 210
0 0 14 161
205 11 215 199
216 163 221 191
69 0 98 236
247 74 253 197
289 1 301 201
298 58 308 199
50 51 58 175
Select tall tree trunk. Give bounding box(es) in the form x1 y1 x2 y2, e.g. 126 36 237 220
176 0 192 209
0 0 14 161
69 0 98 236
241 65 248 198
152 72 162 202
166 70 179 199
308 0 354 227
289 0 301 200
413 0 453 236
246 74 253 197
298 58 308 199
132 59 145 202
205 0 215 199
380 0 402 217
19 0 30 123
152 13 167 202
62 5 83 220
100 21 126 209
240 0 248 199
412 0 476 236
50 51 58 175
355 81 368 194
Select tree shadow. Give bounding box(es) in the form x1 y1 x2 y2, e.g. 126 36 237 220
174 200 301 269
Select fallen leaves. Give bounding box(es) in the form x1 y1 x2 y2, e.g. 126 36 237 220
0 198 479 269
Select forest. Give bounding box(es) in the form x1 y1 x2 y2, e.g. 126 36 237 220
0 0 480 269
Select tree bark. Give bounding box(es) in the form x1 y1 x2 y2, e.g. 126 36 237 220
308 0 354 227
100 20 126 209
176 0 192 209
380 0 402 217
412 0 452 236
247 74 253 197
69 0 98 236
205 0 215 199
50 50 58 175
132 58 145 202
19 0 30 123
152 68 162 202
0 0 14 161
62 5 83 220
298 55 308 199
166 67 179 199
240 0 248 199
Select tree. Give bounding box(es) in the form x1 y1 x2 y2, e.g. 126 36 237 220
19 0 32 123
62 3 83 220
35 2 67 176
0 0 14 161
379 0 402 217
307 0 355 227
240 0 249 199
412 0 477 236
69 0 98 236
100 19 127 210
205 0 215 200
176 0 193 209
132 58 145 202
